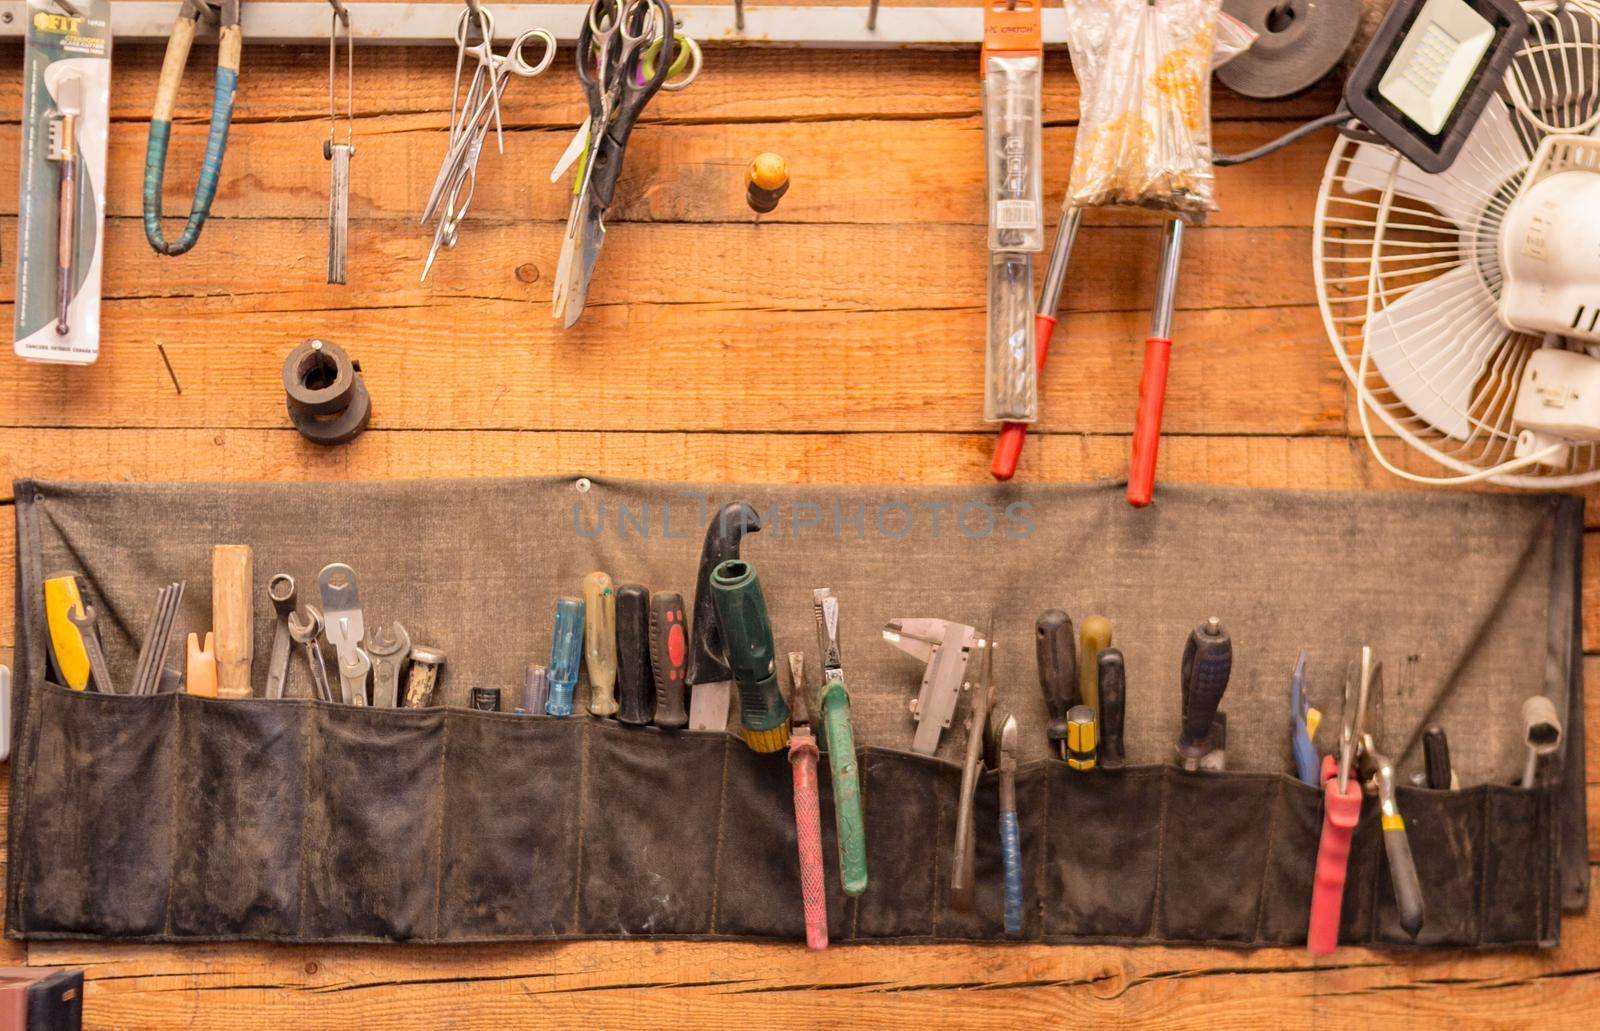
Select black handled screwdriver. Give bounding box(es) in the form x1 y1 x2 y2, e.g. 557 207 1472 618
1035 610 1076 761
615 584 654 726
1423 725 1453 790
1097 648 1126 768
1178 618 1232 771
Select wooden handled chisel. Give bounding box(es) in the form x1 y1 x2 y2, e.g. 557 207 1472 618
687 502 762 731
212 545 253 698
813 588 867 896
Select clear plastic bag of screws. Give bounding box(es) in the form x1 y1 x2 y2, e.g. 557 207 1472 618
1064 0 1224 223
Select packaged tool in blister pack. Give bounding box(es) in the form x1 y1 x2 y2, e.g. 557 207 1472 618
982 1 1044 425
15 0 111 365
1064 0 1222 222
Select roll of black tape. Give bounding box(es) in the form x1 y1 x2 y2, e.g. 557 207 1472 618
1218 0 1360 100
283 339 359 417
283 339 372 446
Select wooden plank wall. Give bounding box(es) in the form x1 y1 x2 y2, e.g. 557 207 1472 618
2 6 1599 1025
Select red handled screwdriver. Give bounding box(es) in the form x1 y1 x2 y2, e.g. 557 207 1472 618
786 652 828 950
1128 218 1185 508
992 208 1082 480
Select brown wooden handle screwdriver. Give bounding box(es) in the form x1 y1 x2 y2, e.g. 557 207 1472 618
211 545 253 698
1035 610 1076 760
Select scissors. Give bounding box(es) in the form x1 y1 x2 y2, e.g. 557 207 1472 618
551 0 700 327
421 5 556 282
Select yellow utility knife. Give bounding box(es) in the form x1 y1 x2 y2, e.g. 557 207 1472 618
43 573 92 691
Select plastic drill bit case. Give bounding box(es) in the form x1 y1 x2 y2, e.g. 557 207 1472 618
14 0 111 364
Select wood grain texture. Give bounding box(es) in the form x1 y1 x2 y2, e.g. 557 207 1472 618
0 27 1595 1030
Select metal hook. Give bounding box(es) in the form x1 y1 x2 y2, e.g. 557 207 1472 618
867 0 880 30
327 0 349 28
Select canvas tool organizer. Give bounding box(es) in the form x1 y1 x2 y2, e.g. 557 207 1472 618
5 478 1586 947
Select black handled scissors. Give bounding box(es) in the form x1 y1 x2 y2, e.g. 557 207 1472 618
551 0 680 327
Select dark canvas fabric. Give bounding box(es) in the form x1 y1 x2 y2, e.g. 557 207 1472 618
5 478 1584 946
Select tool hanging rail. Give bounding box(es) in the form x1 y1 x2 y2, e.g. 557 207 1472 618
0 2 1075 46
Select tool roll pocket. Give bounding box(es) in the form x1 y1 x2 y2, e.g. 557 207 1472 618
1256 777 1321 945
1157 770 1281 943
1042 763 1163 940
169 695 306 937
851 750 942 939
438 711 580 940
16 684 179 938
1480 785 1555 946
578 722 724 936
301 704 443 940
716 733 841 939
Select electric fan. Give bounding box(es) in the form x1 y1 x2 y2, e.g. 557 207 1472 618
1315 0 1600 486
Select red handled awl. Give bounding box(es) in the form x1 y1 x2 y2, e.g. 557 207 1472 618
1308 650 1370 955
786 652 828 950
992 208 1083 480
1128 218 1184 508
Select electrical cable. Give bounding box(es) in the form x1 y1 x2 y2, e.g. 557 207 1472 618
1213 107 1353 166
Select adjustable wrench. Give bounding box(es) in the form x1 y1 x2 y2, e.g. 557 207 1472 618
287 606 335 702
366 621 411 708
265 574 297 700
318 563 369 705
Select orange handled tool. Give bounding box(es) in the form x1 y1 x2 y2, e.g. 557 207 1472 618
1127 218 1184 508
786 653 828 950
992 208 1081 481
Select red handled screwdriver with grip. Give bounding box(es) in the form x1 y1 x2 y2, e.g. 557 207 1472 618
1308 651 1370 955
1128 218 1185 508
993 208 1082 481
649 592 690 730
786 652 828 950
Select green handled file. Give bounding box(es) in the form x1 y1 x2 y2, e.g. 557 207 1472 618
820 678 868 896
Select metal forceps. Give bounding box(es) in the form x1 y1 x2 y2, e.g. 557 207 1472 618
420 5 556 282
552 0 691 326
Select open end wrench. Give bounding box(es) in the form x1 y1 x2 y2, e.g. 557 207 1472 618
339 648 372 707
287 606 334 702
265 574 297 700
366 622 411 708
66 601 115 695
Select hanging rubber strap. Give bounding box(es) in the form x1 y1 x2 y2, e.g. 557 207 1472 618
143 1 242 256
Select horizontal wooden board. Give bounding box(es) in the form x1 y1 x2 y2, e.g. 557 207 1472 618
0 118 1332 229
23 889 1600 1029
0 303 1343 434
0 35 1344 127
0 219 1319 313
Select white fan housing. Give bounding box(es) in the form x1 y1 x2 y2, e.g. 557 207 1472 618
1314 0 1600 486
